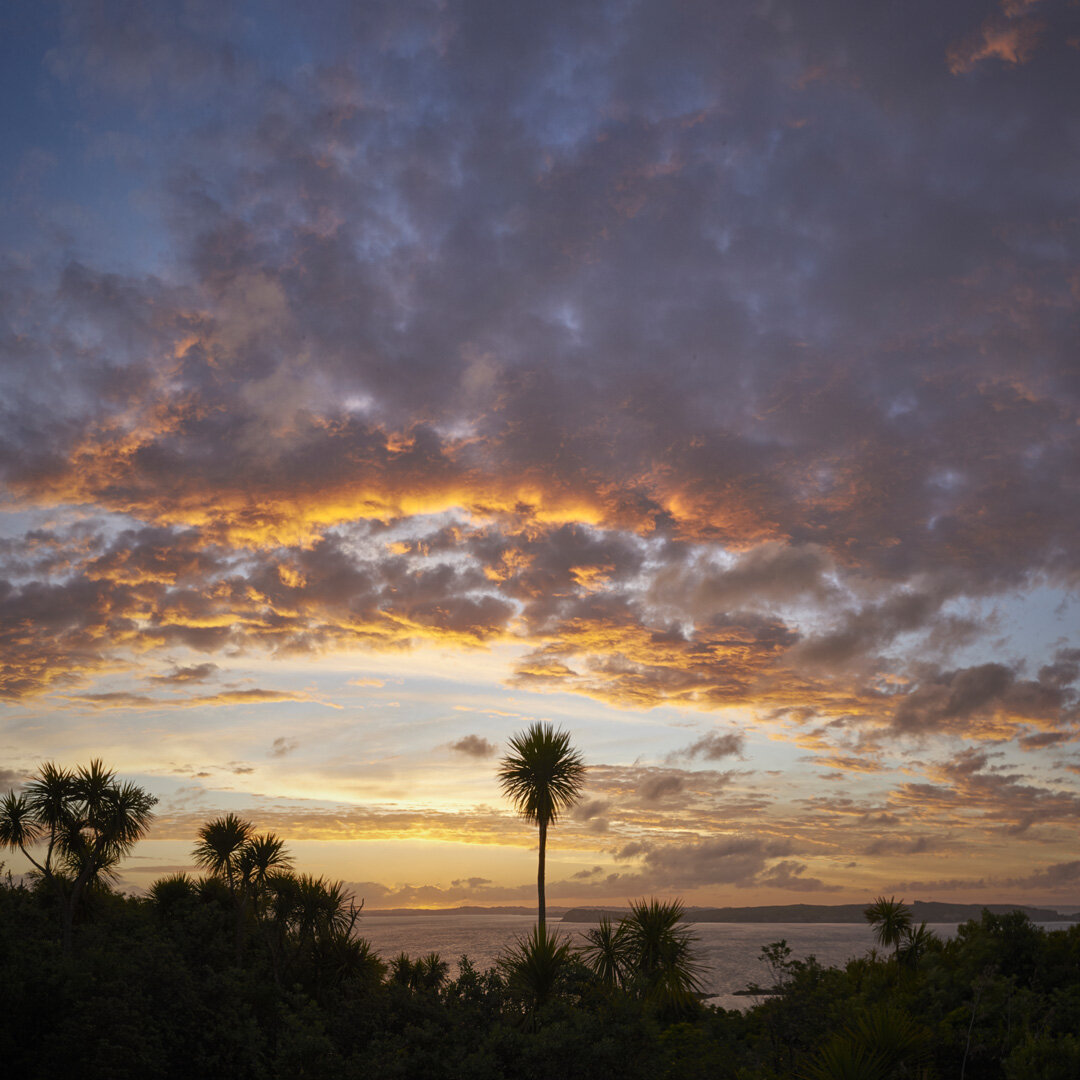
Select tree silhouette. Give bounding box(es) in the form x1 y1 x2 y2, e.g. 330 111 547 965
263 870 366 991
864 896 913 959
0 760 156 952
192 813 253 888
498 924 575 1023
193 814 292 962
581 915 632 988
620 897 703 1009
497 723 585 931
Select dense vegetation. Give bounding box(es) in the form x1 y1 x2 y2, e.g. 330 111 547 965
2 856 1079 1079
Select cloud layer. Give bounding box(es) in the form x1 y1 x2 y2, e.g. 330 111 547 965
1 0 1078 903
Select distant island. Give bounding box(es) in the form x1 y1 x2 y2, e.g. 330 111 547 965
560 902 1077 924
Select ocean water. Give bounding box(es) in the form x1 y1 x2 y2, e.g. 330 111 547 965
354 913 1078 1011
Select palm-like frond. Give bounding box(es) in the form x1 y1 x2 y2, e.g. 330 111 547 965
621 897 703 1004
192 813 253 884
803 1005 929 1080
4 760 156 953
863 896 912 952
244 833 293 882
897 921 937 970
150 872 196 909
581 916 632 987
498 925 575 1012
269 871 360 941
0 791 42 851
25 762 76 828
497 724 585 826
802 1039 891 1080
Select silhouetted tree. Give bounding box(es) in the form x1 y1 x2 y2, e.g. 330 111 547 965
620 897 703 1010
497 723 585 931
0 759 156 952
581 916 632 988
864 896 912 959
499 924 576 1023
192 814 292 962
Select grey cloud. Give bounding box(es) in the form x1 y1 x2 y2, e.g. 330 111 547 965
796 589 954 668
888 860 1080 896
571 866 605 880
891 746 1080 834
674 730 745 763
270 737 299 757
0 768 27 790
1018 730 1075 751
1004 860 1080 890
619 836 797 889
889 657 1079 738
863 835 938 857
449 735 498 758
637 773 685 804
571 799 610 821
151 663 220 685
647 543 836 616
754 860 843 893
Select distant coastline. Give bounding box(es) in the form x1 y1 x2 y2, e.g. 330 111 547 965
359 901 1078 922
560 902 1079 924
362 905 572 917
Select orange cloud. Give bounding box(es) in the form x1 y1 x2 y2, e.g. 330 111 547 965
60 687 339 710
948 16 1044 75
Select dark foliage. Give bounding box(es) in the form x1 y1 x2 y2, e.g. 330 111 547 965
3 860 1079 1079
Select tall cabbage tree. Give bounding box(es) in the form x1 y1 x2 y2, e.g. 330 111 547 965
498 724 585 931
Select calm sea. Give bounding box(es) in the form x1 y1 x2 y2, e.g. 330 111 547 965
355 913 1071 1011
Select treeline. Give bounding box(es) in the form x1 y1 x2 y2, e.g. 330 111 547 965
3 864 1080 1078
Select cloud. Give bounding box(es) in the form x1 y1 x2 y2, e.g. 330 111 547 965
449 734 498 758
0 0 1078 897
637 773 686 803
646 543 836 615
149 663 219 684
1004 860 1080 890
571 866 605 880
270 737 299 757
0 768 27 791
613 837 799 890
887 860 1080 897
862 835 938 857
673 730 746 762
60 688 338 710
888 657 1079 739
753 860 843 893
571 799 610 821
948 15 1045 75
889 746 1080 836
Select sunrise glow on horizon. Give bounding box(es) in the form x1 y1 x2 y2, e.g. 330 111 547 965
1 0 1079 911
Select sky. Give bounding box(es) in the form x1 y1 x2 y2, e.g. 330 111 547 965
1 0 1079 911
